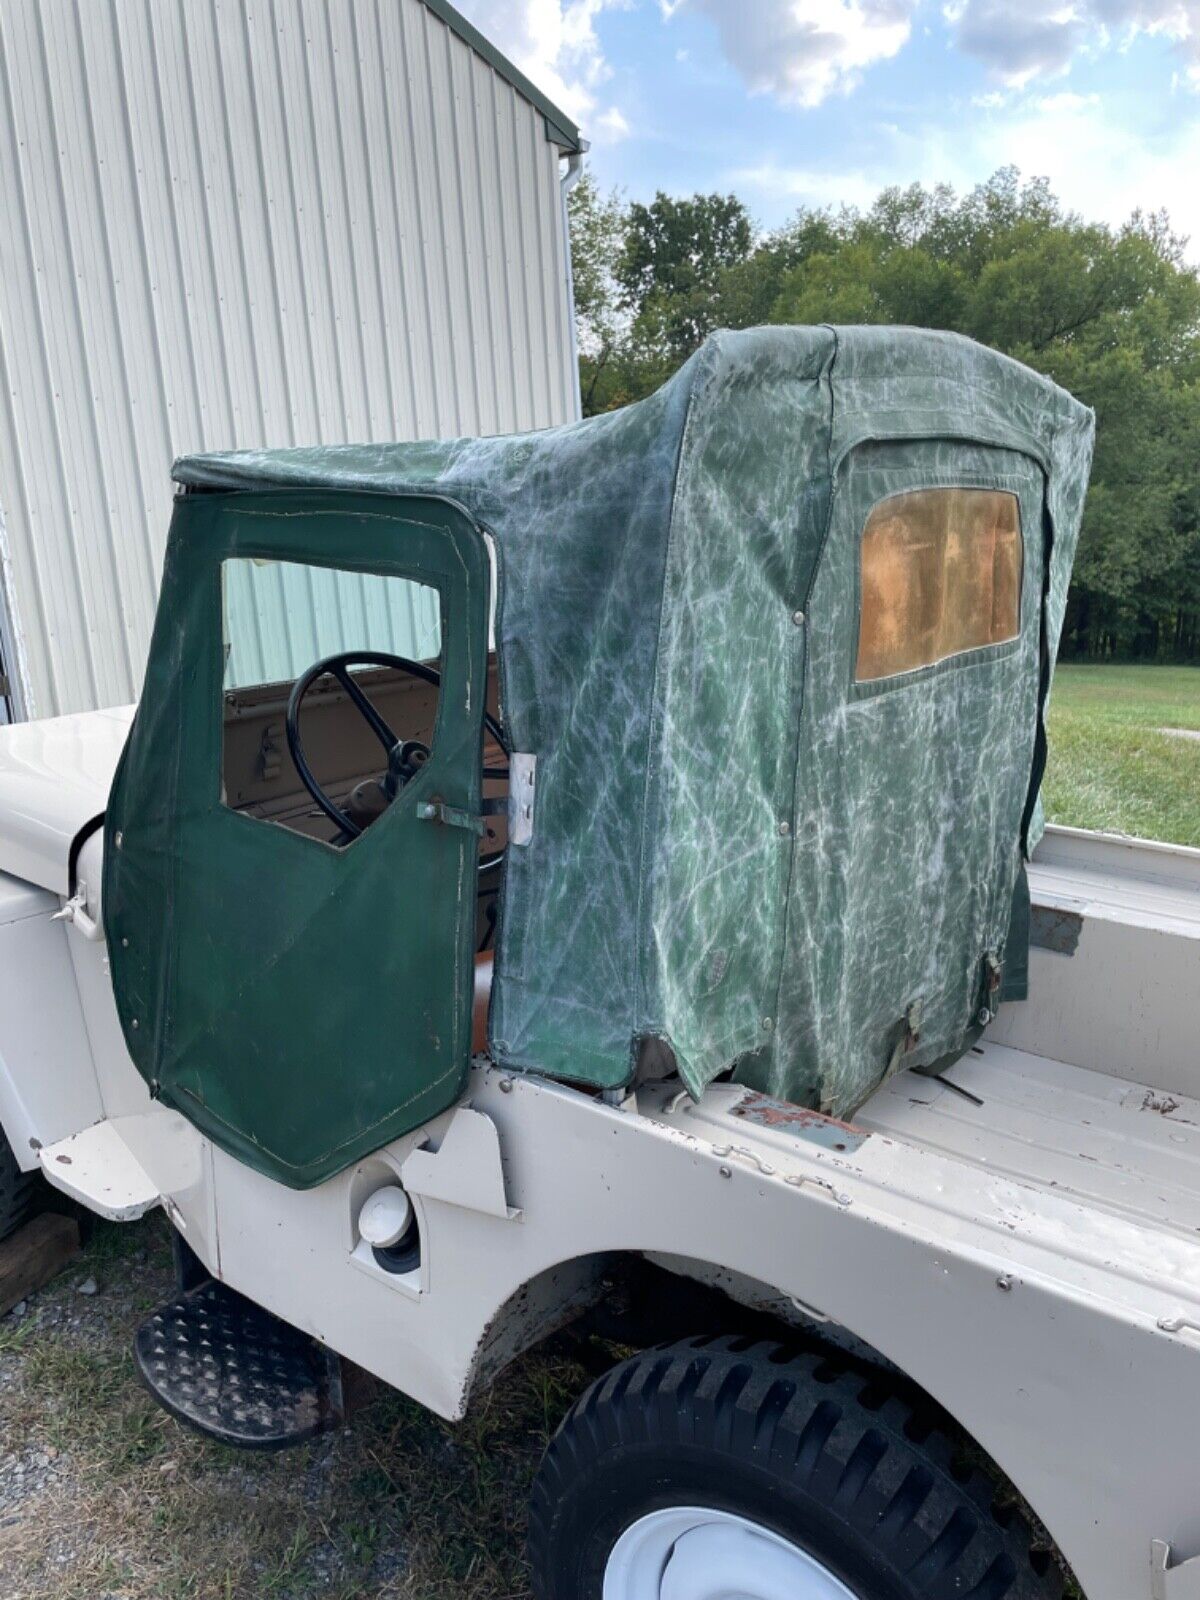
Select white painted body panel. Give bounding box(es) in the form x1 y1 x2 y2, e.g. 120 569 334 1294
0 820 1195 1600
203 1049 1200 1600
0 704 132 891
40 1120 160 1221
990 825 1200 1094
0 870 103 1167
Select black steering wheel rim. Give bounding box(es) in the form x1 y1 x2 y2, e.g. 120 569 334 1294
285 651 508 868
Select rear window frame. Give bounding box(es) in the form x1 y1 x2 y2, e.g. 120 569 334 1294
847 475 1029 699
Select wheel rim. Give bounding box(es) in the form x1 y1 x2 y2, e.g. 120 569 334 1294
602 1505 860 1600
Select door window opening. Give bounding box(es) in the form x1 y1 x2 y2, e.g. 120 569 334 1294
220 557 442 846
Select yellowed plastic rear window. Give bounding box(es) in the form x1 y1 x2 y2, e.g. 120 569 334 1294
855 487 1022 683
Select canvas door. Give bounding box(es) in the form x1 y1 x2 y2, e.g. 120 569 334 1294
104 491 490 1188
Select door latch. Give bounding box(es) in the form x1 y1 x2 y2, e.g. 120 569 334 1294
416 799 486 837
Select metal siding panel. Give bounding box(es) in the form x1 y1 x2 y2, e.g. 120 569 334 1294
541 136 577 424
372 0 443 439
241 0 324 444
465 51 512 435
210 0 295 446
490 79 537 433
223 558 442 688
353 2 422 440
513 95 552 428
146 5 240 447
428 24 486 436
115 1 209 452
0 56 61 713
398 0 461 436
0 0 576 716
0 0 107 711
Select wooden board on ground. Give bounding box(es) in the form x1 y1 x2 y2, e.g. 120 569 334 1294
0 1212 81 1316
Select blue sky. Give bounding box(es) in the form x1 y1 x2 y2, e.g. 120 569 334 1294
456 2 1200 248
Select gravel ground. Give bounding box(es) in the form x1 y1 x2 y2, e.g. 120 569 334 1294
0 1210 587 1599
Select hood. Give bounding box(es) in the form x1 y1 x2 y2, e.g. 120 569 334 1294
0 706 134 894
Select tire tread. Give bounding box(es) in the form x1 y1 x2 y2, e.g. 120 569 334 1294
529 1338 1066 1600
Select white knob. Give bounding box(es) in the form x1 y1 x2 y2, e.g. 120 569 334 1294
358 1185 413 1248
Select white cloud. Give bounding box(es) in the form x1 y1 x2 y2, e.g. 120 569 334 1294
732 91 1200 257
728 162 894 209
1034 89 1101 111
964 86 1200 241
450 0 627 124
946 1 1200 89
593 106 633 141
665 0 918 107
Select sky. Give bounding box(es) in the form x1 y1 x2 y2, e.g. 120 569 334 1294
453 1 1200 246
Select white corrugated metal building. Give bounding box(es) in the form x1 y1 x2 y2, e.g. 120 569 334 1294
0 0 583 722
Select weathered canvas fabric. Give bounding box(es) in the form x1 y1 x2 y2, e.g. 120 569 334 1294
164 325 1092 1124
103 493 491 1187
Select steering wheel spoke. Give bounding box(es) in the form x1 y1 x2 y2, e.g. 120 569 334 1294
330 664 399 754
285 651 510 866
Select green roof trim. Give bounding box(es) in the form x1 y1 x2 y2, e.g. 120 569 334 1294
419 0 584 152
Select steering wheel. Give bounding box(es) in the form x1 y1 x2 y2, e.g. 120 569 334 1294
285 651 509 867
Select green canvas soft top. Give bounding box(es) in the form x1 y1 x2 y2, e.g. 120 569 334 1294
116 325 1092 1179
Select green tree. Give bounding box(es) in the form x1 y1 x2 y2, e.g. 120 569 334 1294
618 191 753 358
567 173 633 415
565 167 1200 656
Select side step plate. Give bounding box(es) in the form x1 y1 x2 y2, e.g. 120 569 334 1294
134 1279 345 1450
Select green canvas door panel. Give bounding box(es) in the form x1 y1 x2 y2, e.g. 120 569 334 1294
104 490 489 1188
766 440 1047 1117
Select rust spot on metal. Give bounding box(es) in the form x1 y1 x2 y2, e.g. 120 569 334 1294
731 1092 868 1153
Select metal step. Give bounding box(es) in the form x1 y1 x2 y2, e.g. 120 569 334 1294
134 1279 345 1450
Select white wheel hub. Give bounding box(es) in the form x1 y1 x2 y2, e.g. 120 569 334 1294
603 1506 859 1600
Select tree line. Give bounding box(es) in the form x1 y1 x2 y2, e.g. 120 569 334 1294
568 167 1200 663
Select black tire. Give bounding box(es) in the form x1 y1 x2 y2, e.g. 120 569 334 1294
0 1127 41 1242
529 1336 1065 1600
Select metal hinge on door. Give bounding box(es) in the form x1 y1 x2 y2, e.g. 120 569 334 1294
52 882 104 942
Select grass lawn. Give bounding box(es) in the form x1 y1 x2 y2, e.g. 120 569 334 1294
0 1215 587 1599
1043 664 1200 847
